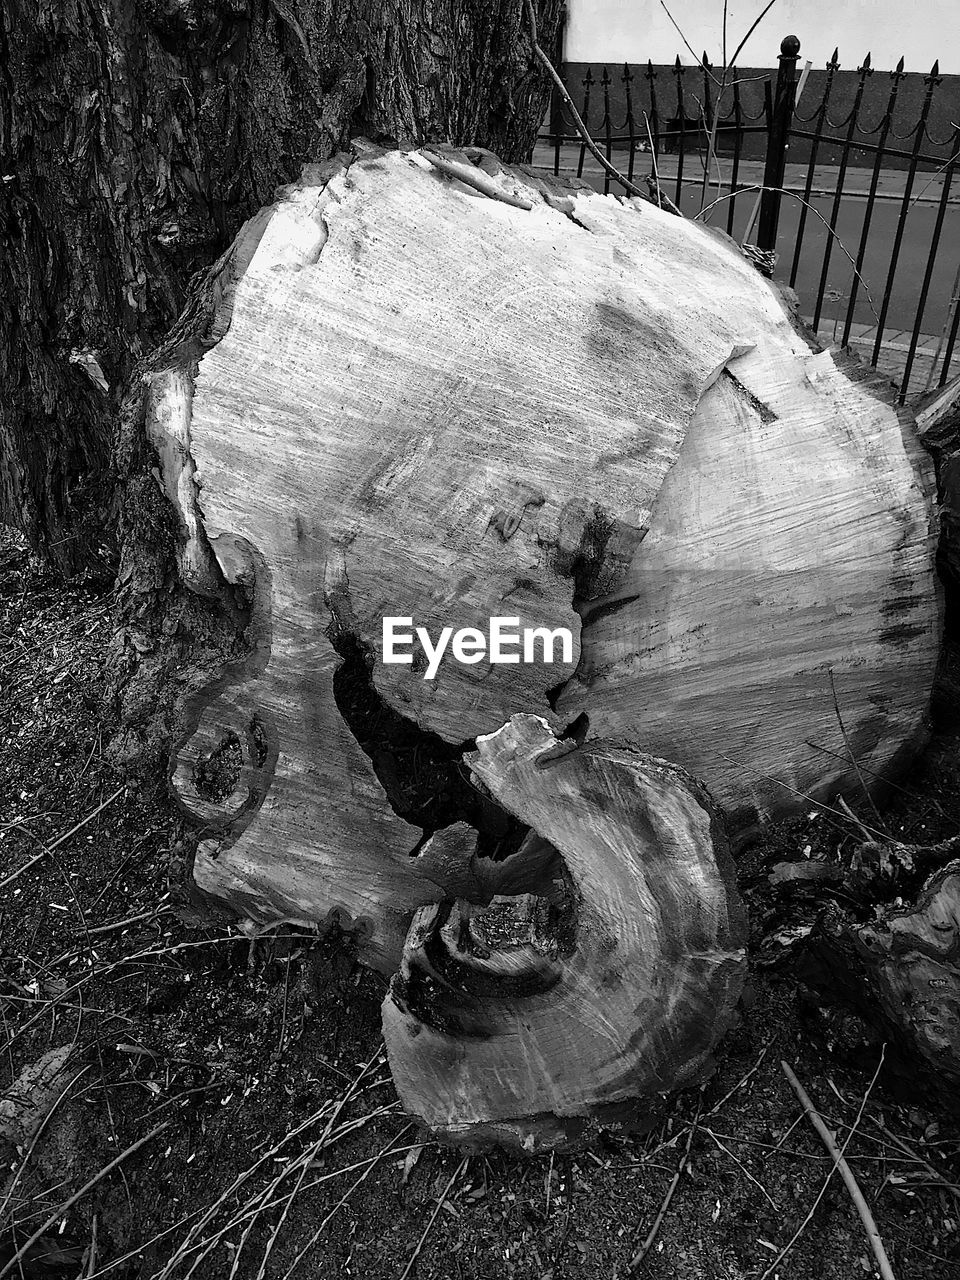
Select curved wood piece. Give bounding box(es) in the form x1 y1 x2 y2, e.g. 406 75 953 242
382 714 747 1150
558 346 940 827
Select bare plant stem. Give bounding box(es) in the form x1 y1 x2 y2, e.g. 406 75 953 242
629 1102 701 1270
399 1157 470 1280
0 1122 171 1280
781 1058 896 1280
523 0 646 200
759 1051 888 1280
0 787 125 892
829 669 887 832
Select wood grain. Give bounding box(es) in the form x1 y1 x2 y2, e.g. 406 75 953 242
557 339 940 826
155 145 769 967
382 714 746 1149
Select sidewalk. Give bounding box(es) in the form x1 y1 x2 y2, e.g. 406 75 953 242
531 142 958 205
805 320 951 395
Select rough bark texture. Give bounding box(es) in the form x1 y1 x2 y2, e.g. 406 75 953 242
0 0 563 573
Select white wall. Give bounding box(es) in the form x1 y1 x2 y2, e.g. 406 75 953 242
565 0 960 74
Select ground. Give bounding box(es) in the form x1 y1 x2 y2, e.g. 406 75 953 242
2 528 960 1280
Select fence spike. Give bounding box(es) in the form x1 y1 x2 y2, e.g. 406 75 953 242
674 54 682 72
930 59 941 77
860 51 872 72
894 55 905 75
828 47 840 70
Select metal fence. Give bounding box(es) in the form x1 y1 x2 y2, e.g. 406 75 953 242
538 34 960 402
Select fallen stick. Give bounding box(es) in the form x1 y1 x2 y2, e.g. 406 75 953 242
399 1156 469 1280
0 787 125 892
779 1058 896 1280
628 1106 700 1271
417 149 533 210
522 0 646 200
0 1121 171 1280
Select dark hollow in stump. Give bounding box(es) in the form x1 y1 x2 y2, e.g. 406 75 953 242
382 715 746 1150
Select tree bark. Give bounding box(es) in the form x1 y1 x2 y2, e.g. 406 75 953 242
0 0 563 574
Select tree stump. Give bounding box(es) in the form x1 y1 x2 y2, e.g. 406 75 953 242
137 142 940 1142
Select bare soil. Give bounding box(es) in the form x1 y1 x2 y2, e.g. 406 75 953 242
2 528 959 1280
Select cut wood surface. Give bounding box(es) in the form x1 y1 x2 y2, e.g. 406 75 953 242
157 143 776 966
153 143 940 967
382 715 746 1149
557 348 940 825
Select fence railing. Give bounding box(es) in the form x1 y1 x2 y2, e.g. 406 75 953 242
537 33 960 402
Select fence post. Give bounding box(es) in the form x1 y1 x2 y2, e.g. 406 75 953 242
550 4 568 176
757 34 801 251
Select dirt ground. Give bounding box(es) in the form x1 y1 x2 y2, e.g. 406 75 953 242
2 527 960 1280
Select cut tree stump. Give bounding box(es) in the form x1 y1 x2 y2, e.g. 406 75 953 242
138 141 942 1142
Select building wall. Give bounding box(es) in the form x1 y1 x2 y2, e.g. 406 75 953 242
565 0 959 75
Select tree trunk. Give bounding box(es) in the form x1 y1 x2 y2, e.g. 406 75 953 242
0 0 563 574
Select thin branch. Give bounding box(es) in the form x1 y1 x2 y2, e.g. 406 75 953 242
759 1051 888 1280
399 1157 469 1280
0 787 125 891
523 0 646 200
697 183 881 324
729 0 782 69
629 1102 701 1270
642 111 661 207
417 148 533 210
829 668 887 832
0 1122 171 1280
658 1 720 83
780 1058 896 1280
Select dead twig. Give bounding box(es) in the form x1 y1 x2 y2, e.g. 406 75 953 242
629 1102 701 1271
280 1125 415 1280
417 149 533 210
0 787 125 892
0 1121 170 1280
760 1053 893 1280
522 0 646 200
85 908 169 938
705 1040 771 1118
829 669 887 833
871 1117 960 1202
701 1126 779 1209
399 1156 469 1280
86 1213 99 1279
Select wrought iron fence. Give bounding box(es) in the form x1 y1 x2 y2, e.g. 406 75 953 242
538 33 960 402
